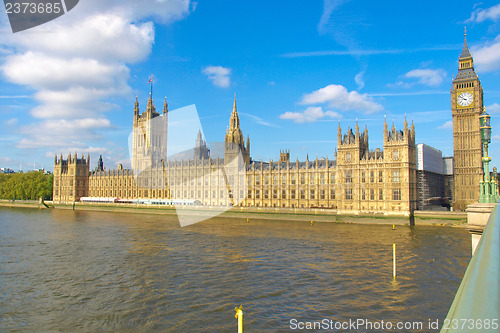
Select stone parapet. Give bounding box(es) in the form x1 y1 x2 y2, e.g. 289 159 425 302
466 202 497 255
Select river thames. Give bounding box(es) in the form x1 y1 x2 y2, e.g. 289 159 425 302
0 207 471 332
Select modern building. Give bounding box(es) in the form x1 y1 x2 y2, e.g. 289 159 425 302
451 30 484 210
443 157 454 201
415 144 454 210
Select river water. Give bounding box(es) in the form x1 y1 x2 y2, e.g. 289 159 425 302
0 207 471 332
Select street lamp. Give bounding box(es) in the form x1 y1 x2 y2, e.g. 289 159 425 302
479 107 499 203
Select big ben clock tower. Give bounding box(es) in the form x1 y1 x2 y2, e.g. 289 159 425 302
451 29 484 210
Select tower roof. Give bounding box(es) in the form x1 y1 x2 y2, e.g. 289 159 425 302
460 27 472 59
228 94 240 130
232 94 238 117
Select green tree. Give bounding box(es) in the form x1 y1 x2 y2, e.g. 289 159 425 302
0 171 53 200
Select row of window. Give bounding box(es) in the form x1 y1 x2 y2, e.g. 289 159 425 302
346 170 401 183
458 62 472 70
77 168 404 190
246 188 402 201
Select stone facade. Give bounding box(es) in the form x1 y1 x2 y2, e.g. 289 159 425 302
53 95 417 216
452 32 484 210
53 153 90 202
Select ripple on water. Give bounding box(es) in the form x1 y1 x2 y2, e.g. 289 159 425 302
0 208 471 332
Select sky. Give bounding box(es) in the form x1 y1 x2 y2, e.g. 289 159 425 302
1 0 500 171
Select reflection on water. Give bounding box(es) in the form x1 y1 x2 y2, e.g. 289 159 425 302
0 207 470 332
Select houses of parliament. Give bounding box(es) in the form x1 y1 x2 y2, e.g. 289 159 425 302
52 32 485 213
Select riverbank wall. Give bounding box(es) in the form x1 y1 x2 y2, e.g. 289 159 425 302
0 200 467 226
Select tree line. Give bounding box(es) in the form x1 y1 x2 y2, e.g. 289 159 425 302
0 171 53 200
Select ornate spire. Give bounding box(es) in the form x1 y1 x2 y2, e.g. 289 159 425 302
228 94 240 131
383 117 388 142
195 129 203 148
144 92 158 117
163 97 168 114
460 26 472 59
404 115 408 130
134 96 139 114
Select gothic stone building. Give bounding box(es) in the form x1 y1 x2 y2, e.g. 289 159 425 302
53 93 417 216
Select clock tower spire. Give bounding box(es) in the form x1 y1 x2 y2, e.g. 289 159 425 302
451 29 484 210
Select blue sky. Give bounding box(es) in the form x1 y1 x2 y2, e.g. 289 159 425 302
1 0 500 171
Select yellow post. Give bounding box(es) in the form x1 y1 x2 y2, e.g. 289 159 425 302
311 221 313 226
392 224 395 230
246 218 249 223
393 243 396 278
235 305 243 333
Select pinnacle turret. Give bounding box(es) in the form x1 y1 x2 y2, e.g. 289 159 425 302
230 94 240 130
163 96 168 114
460 27 472 59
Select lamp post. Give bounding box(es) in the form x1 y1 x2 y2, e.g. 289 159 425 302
479 107 499 203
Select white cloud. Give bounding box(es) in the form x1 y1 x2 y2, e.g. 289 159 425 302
202 66 231 88
3 52 131 91
472 35 500 72
467 4 500 23
0 0 192 149
466 3 500 73
318 0 347 34
300 84 383 113
17 118 113 149
45 147 109 158
4 118 18 126
1 15 154 63
279 106 342 124
486 103 500 114
403 69 446 87
0 156 14 164
354 71 365 90
438 120 453 130
388 68 446 88
239 112 279 127
281 46 458 58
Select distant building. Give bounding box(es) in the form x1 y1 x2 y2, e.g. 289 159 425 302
443 157 454 201
33 168 52 175
415 144 452 210
0 167 15 174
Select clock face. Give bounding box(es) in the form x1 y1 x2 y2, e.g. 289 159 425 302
457 92 473 107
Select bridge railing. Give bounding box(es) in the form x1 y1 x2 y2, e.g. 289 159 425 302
440 203 499 332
